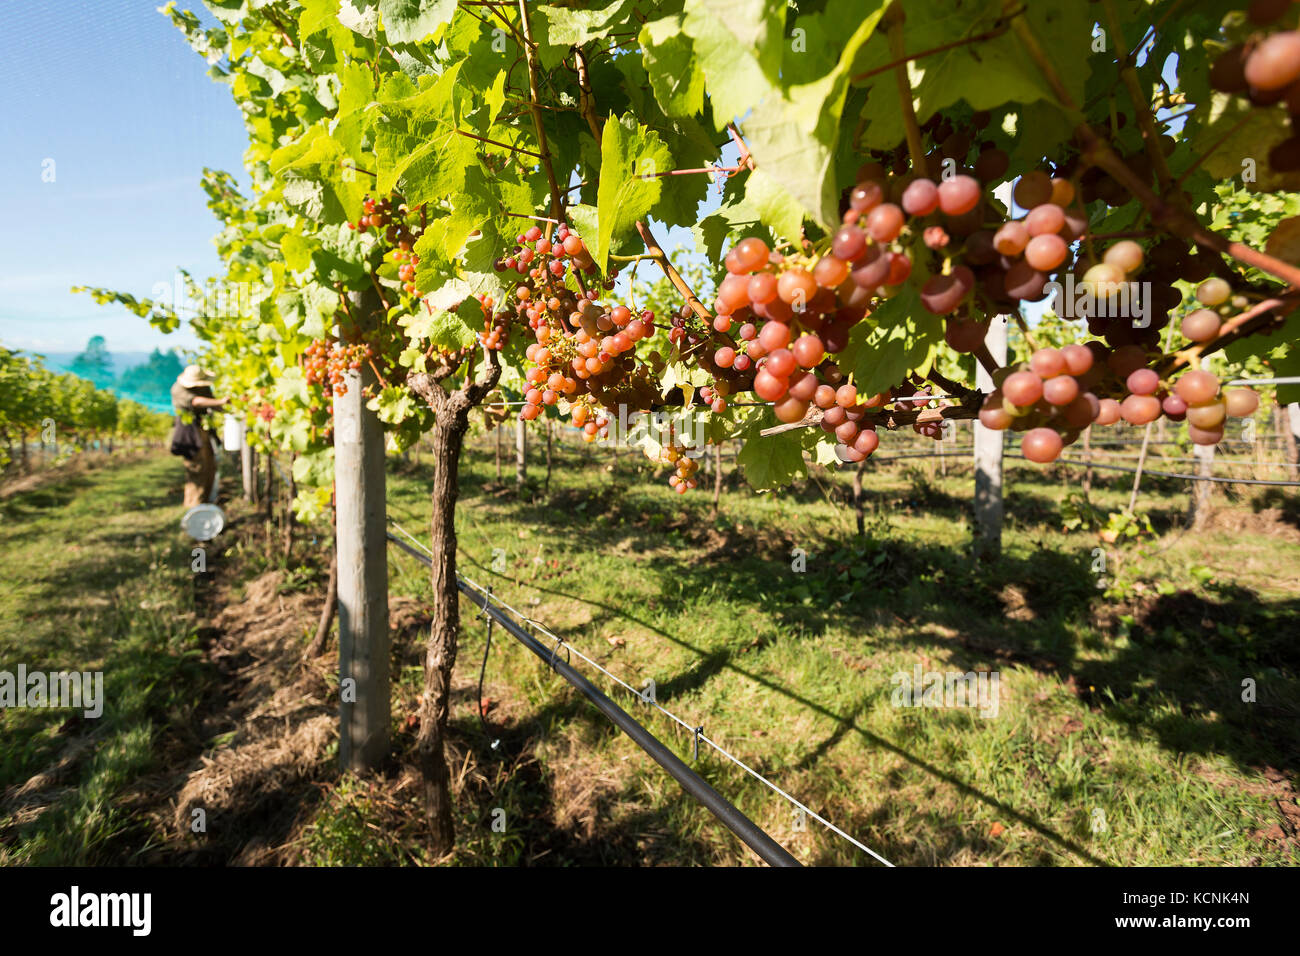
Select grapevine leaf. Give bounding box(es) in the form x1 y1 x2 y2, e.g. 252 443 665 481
592 114 673 274
377 0 458 44
737 408 806 490
838 285 942 397
741 1 886 228
640 17 705 117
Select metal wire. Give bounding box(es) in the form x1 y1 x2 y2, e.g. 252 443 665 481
386 518 894 866
1005 455 1300 486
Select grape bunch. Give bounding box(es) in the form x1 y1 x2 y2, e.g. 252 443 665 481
978 343 1261 461
1209 14 1300 174
471 293 509 351
303 339 376 397
349 193 427 295
504 224 667 421
663 442 702 494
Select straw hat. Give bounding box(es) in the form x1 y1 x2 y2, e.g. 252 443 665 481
177 364 213 388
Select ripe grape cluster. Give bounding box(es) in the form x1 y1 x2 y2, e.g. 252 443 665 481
349 194 426 295
303 339 375 397
1209 13 1300 174
470 293 509 351
663 443 701 494
979 342 1261 461
505 225 665 421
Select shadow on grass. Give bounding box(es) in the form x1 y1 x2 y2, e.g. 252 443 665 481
412 445 1300 865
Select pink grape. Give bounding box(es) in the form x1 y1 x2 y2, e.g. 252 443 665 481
1180 309 1221 343
1029 348 1066 378
1021 428 1063 462
728 236 771 273
937 175 981 215
1094 398 1122 425
1003 370 1044 406
1042 375 1079 406
1060 344 1093 376
901 178 940 216
866 203 905 242
832 226 867 261
1126 368 1160 395
1174 369 1219 405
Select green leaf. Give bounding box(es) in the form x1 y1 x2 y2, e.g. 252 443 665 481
1189 93 1300 193
368 384 419 424
681 0 781 129
280 232 314 272
837 285 942 397
742 169 806 244
742 2 887 228
640 16 705 117
737 408 806 490
378 0 457 44
533 1 639 70
592 114 673 274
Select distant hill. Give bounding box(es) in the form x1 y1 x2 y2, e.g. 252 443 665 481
30 339 183 414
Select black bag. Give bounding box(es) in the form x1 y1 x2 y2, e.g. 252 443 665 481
170 416 203 460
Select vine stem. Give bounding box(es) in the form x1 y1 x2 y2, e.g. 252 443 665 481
1101 0 1173 191
886 3 928 173
635 220 712 322
456 129 542 159
759 395 983 437
575 46 603 142
1006 6 1300 290
639 164 747 180
518 0 565 224
1156 293 1300 376
850 6 1024 83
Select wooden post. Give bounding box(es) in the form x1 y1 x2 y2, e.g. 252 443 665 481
495 424 502 483
241 439 256 503
713 442 723 514
515 416 527 487
333 307 390 773
1277 402 1298 476
973 315 1008 560
545 419 553 494
1189 443 1216 530
852 457 866 536
1082 427 1093 496
1127 421 1152 513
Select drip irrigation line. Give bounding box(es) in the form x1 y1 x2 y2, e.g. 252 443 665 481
385 519 893 867
1005 455 1300 486
385 529 801 867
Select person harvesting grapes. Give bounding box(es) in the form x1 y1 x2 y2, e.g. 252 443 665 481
170 365 228 507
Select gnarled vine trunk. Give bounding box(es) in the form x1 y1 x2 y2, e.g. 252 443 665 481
408 357 499 856
415 405 468 853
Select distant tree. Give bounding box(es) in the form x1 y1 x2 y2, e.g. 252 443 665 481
117 348 183 404
69 335 115 388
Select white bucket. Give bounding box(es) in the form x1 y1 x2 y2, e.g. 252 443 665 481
223 415 245 452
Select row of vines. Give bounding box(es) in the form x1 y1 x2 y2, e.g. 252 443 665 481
0 347 173 472
77 0 1300 852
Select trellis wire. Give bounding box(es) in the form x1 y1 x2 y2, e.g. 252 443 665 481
386 518 894 867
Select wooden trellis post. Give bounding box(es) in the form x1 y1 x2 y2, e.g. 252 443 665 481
333 298 390 772
973 315 1008 560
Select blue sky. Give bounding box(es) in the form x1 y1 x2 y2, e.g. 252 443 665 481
0 1 246 357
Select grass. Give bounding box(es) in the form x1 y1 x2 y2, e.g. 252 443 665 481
370 426 1299 866
0 453 216 864
2 433 1297 866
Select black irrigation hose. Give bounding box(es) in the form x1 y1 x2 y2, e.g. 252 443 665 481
1005 455 1300 486
386 532 803 869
